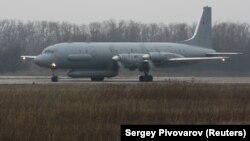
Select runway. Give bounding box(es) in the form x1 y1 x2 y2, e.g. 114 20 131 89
0 76 250 84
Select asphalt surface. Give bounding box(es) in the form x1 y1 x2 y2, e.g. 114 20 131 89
0 76 250 84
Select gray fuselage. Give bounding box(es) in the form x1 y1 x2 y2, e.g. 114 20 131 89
35 42 215 71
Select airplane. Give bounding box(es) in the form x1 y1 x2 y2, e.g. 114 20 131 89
21 6 240 82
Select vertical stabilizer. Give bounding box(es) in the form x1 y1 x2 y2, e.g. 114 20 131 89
182 6 212 48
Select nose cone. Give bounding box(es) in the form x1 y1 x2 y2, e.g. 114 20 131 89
34 55 54 68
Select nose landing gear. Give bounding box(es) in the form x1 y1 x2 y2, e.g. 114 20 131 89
51 75 58 82
51 69 58 82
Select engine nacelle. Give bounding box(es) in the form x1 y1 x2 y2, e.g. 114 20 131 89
67 70 118 78
113 53 145 70
143 52 184 64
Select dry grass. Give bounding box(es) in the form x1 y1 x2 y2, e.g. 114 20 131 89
0 83 249 141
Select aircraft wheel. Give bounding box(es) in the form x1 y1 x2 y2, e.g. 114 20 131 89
139 75 153 82
91 77 104 81
139 75 145 82
51 76 58 82
148 75 153 82
145 75 153 82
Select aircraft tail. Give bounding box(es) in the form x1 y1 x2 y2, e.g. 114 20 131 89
182 6 212 49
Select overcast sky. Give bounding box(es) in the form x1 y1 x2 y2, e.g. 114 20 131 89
0 0 249 24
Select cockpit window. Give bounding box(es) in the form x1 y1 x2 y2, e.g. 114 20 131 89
43 49 54 54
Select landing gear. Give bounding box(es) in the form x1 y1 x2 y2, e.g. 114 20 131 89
51 75 58 82
139 71 153 82
51 69 58 82
139 75 153 82
91 77 104 81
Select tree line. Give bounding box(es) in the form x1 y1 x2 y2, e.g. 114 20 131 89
0 19 249 74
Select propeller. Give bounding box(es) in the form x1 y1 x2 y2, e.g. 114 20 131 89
142 54 150 60
112 55 121 61
112 54 155 71
142 54 155 69
112 55 124 70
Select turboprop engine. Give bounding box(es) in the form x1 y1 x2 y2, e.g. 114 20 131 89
112 53 146 70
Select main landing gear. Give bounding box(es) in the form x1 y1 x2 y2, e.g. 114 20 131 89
51 69 58 82
91 77 104 81
139 71 153 82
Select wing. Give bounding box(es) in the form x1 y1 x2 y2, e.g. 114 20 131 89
21 56 37 60
169 56 228 62
142 52 231 65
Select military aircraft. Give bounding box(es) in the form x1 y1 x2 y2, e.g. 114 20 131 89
21 6 240 82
